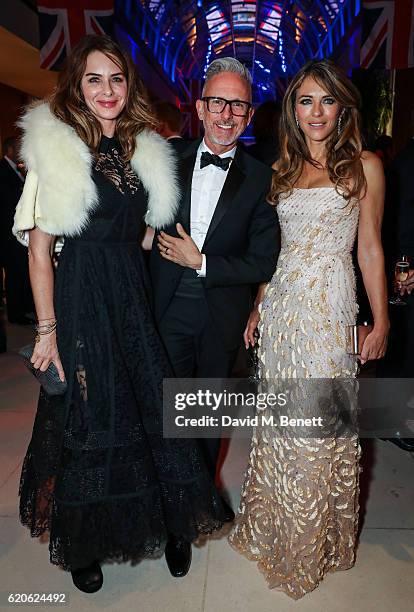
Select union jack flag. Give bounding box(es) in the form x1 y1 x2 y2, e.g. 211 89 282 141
37 1 114 70
361 0 414 69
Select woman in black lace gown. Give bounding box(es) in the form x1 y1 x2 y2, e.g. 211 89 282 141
13 36 225 593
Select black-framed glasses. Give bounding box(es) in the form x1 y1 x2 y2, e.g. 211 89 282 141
202 96 252 117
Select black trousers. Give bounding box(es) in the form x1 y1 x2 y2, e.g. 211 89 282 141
378 294 414 378
3 241 33 323
159 295 238 479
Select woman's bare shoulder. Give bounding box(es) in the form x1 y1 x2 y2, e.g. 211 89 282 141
360 150 383 175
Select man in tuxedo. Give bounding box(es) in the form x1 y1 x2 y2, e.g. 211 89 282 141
379 131 414 452
150 58 280 576
0 137 33 324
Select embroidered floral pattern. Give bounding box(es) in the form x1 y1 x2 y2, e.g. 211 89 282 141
94 142 140 196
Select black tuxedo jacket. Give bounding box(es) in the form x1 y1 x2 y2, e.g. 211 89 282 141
379 139 414 377
0 157 24 261
382 140 414 280
167 137 192 154
150 140 280 351
390 139 414 260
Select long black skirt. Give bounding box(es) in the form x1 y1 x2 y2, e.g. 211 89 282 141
19 239 224 571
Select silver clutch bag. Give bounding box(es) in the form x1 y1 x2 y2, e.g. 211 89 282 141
345 322 373 355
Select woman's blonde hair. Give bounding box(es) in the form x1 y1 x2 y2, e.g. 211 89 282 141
49 35 157 160
269 59 366 203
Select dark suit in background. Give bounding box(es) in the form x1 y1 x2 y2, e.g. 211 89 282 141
247 140 280 167
379 139 414 377
0 157 33 323
150 139 280 475
167 136 192 155
248 100 281 167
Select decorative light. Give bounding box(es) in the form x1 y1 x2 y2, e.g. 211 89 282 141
206 6 230 44
279 30 286 73
203 40 212 77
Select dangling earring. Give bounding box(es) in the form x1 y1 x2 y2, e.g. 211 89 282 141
337 110 345 135
295 113 300 129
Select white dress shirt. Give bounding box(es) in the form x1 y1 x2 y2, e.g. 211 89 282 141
191 140 236 276
5 156 24 182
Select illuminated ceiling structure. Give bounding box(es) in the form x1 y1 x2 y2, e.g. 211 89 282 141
117 0 360 99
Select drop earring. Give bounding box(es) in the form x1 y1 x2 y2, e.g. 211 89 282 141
295 113 300 129
337 110 345 135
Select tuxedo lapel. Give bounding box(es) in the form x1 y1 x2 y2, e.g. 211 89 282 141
178 140 200 232
2 159 24 188
179 155 196 232
204 146 246 246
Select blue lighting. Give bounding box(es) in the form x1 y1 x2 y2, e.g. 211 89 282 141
125 34 139 63
114 0 355 101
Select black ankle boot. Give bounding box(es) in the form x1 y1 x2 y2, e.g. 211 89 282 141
219 496 235 523
71 560 103 593
165 537 192 577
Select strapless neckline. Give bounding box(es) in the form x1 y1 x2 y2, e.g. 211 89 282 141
293 186 335 191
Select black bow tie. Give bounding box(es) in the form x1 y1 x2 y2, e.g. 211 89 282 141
200 151 232 171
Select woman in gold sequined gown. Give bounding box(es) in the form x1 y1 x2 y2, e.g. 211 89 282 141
229 60 389 599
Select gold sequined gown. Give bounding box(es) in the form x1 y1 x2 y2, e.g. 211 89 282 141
229 187 361 599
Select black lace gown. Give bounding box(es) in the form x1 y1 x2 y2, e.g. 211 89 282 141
19 136 225 571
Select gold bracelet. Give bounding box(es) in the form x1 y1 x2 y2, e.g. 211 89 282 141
35 323 57 334
35 321 57 336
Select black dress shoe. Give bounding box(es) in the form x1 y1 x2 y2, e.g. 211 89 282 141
382 437 414 452
165 538 192 577
220 496 235 523
71 560 103 593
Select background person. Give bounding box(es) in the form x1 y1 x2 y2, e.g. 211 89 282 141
248 100 281 166
153 99 188 153
0 137 33 324
378 121 414 451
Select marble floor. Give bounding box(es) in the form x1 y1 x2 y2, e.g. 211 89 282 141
1 320 413 612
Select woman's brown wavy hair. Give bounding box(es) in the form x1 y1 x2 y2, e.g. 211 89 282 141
269 59 366 203
49 35 157 160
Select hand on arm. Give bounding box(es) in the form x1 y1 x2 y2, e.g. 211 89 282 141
28 227 65 381
399 269 414 295
141 226 155 251
205 194 279 288
244 283 268 349
357 152 390 364
157 223 203 269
